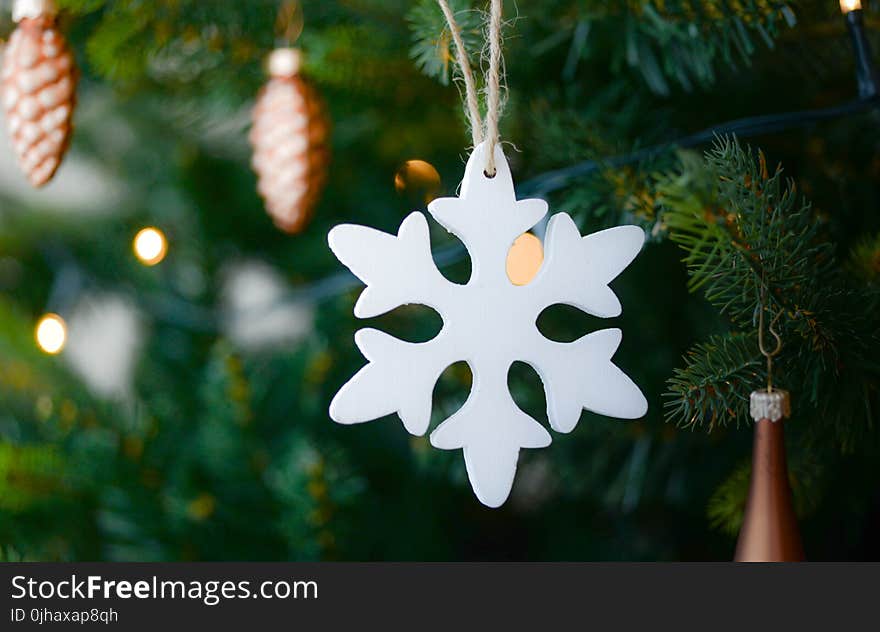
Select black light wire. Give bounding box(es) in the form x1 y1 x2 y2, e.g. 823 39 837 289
270 95 880 312
49 9 880 331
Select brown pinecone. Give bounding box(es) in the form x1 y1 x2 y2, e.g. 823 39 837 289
250 48 330 234
1 13 77 188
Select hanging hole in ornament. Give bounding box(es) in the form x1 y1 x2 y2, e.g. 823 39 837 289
429 361 473 431
507 361 549 427
483 169 497 179
536 304 605 343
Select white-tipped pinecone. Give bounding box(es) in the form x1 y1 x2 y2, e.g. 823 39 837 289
1 11 77 188
250 48 330 234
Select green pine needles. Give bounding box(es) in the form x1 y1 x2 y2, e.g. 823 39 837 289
1 0 878 559
408 0 482 86
406 1 796 95
662 137 878 446
663 137 833 328
666 332 762 430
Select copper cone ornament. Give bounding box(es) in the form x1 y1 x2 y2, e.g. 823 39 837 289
734 390 805 562
250 48 330 233
1 0 77 187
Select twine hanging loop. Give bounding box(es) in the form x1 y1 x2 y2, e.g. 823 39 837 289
436 0 504 175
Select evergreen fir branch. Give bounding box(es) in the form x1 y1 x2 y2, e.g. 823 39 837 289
55 0 280 84
663 138 879 443
53 0 110 14
0 546 27 562
660 137 835 331
530 83 675 233
0 443 65 513
303 25 420 97
407 0 481 86
665 332 762 430
85 5 155 82
706 461 749 536
851 232 880 285
567 1 797 95
1 0 877 562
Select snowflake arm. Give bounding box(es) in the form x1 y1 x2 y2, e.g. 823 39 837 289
429 144 547 284
327 211 459 435
329 328 454 435
524 328 648 433
327 211 450 317
429 361 552 508
531 213 645 318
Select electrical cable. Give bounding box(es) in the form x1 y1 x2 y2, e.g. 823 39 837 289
45 10 880 331
222 94 878 323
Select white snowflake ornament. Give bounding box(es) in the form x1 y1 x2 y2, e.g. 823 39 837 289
328 143 648 507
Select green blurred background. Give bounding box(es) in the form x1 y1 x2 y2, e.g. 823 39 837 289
0 0 878 561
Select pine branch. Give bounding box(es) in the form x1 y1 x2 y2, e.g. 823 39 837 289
851 232 880 285
665 332 762 430
551 1 797 95
661 138 833 328
0 443 65 513
407 0 481 86
662 137 879 443
706 461 749 536
304 25 420 97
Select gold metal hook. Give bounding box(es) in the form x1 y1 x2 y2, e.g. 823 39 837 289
757 272 783 393
276 0 304 47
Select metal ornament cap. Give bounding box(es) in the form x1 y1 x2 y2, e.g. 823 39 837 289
13 0 57 22
750 389 791 423
267 48 302 78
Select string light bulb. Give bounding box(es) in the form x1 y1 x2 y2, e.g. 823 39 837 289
394 160 442 205
133 227 168 266
841 0 879 98
35 313 67 355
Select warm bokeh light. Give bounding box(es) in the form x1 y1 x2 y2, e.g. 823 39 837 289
506 232 544 286
840 0 862 13
133 227 168 266
35 313 67 355
394 159 442 204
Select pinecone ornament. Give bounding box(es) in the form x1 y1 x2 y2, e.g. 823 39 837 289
1 0 77 187
250 48 330 234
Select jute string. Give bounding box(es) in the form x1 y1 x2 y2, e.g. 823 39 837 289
436 0 504 176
